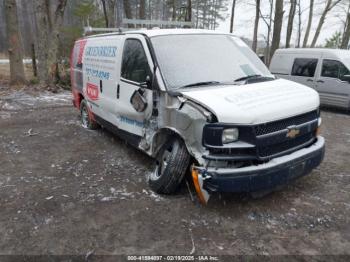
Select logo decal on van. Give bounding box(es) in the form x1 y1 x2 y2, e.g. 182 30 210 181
86 83 99 101
286 126 300 139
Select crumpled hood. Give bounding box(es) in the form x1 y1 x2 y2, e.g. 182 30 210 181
180 79 320 124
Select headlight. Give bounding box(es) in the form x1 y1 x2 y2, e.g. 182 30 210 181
222 128 239 144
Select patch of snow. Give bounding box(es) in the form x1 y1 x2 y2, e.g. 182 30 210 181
100 196 116 202
0 59 32 64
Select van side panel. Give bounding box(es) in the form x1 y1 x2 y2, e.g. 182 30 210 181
81 36 123 127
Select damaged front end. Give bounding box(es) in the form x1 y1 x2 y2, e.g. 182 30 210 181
141 89 325 205
191 109 325 204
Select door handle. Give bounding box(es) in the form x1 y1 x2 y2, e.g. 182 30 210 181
317 80 324 83
100 80 103 93
307 79 313 82
117 84 120 99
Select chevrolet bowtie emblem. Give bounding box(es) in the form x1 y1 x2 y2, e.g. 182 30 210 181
286 126 300 138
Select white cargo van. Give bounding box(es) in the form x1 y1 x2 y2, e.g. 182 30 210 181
270 48 350 110
71 29 325 203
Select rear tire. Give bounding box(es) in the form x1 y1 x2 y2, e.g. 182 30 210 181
148 137 191 194
80 99 99 130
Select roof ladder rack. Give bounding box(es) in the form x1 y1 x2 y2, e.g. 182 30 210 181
83 19 193 35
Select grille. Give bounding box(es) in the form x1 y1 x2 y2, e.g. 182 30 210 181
258 133 315 158
254 110 318 136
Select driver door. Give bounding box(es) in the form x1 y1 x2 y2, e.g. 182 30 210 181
116 36 153 137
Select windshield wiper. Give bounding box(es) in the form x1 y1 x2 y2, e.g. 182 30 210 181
234 74 275 84
234 74 263 82
181 81 221 88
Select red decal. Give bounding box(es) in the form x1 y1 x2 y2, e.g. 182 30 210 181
86 83 99 101
78 40 87 65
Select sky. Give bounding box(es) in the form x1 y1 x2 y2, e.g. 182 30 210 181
216 0 348 47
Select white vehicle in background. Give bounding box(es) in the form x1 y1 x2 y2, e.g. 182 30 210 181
270 48 350 110
71 29 325 204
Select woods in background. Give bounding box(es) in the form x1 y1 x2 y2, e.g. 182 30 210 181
1 0 350 87
0 0 229 86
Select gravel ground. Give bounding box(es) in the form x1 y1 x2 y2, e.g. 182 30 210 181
0 87 349 259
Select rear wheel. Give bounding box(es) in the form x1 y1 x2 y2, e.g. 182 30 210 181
148 137 191 194
80 99 99 130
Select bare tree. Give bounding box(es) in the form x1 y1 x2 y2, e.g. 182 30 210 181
252 0 260 52
259 0 274 64
116 0 124 27
171 0 176 21
124 0 132 19
139 0 146 19
341 1 350 48
270 0 284 61
186 0 192 22
310 0 342 47
230 0 237 33
296 0 302 47
4 0 26 85
286 0 297 48
303 0 314 47
34 0 67 86
101 0 109 27
107 0 117 27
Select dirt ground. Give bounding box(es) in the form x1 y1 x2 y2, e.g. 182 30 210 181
0 85 350 259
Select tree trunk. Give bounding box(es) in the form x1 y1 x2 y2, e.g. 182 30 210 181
229 0 236 33
212 0 218 29
139 0 146 19
123 0 133 27
172 0 176 21
185 0 192 22
341 7 350 49
123 0 132 18
286 0 296 48
34 0 67 86
265 0 274 65
4 0 26 85
101 0 109 27
303 0 314 47
310 0 341 48
297 0 302 47
270 0 284 62
116 0 124 28
107 0 116 28
252 0 260 52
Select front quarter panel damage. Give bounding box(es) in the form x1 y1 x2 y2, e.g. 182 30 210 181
145 92 213 166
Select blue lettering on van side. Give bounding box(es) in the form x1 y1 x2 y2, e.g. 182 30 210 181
85 46 117 57
119 116 144 128
85 68 110 80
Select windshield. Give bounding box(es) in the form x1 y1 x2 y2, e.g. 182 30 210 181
151 34 273 90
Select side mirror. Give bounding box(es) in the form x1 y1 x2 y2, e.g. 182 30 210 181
140 75 152 89
130 88 148 112
341 75 350 83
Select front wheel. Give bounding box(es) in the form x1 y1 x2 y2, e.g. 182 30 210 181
80 99 99 130
148 137 191 194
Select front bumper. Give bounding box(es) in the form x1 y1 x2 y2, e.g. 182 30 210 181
197 136 325 193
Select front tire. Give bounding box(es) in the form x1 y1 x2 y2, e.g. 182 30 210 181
148 137 191 194
80 99 99 130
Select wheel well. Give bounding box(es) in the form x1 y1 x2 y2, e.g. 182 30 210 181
151 129 188 158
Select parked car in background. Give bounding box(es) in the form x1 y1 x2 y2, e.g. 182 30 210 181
270 48 350 110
